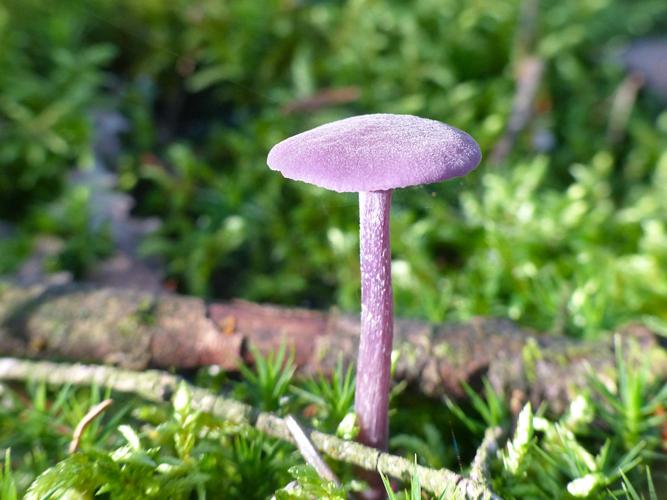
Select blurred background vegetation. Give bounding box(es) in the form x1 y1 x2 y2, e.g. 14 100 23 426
2 0 667 340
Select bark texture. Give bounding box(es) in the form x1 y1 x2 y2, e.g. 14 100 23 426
1 281 666 413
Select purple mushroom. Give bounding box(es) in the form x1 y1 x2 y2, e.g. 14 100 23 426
267 114 481 453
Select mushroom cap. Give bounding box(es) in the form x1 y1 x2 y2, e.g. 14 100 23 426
267 113 481 192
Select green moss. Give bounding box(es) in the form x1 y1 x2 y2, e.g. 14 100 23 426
521 338 543 385
432 343 452 360
135 299 157 327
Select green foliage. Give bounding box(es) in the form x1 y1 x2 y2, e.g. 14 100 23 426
224 432 295 499
236 343 296 412
0 383 124 479
0 232 32 275
616 467 658 500
0 182 113 278
451 339 667 498
380 457 446 500
3 0 667 341
3 0 667 497
24 435 210 499
18 383 294 499
126 143 667 339
589 336 667 455
390 423 453 472
442 152 667 338
501 403 535 479
389 378 509 470
291 357 355 432
0 450 18 500
446 378 510 435
110 0 667 337
274 465 347 500
28 185 114 278
2 350 667 498
0 0 114 220
492 400 644 498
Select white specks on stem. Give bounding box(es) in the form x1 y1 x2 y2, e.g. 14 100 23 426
355 190 394 452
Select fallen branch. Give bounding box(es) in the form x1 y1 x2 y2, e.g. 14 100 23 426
0 357 498 499
469 427 504 491
1 282 666 412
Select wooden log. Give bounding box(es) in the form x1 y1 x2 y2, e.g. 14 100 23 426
1 281 665 412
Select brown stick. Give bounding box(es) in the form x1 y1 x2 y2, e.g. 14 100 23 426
489 0 543 165
606 74 644 144
470 427 504 490
281 86 361 114
489 56 544 165
68 399 114 453
285 415 340 486
0 357 499 499
1 281 666 413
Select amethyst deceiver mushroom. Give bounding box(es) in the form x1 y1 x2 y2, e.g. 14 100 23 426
267 113 481 451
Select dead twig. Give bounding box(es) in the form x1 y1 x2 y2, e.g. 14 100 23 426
68 398 114 453
285 415 340 485
469 426 504 491
490 56 544 165
281 87 360 114
606 74 644 144
490 0 544 165
0 357 500 499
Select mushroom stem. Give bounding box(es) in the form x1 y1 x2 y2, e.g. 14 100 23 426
356 190 393 452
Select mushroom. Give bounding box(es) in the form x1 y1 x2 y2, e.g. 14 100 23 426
267 114 481 453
